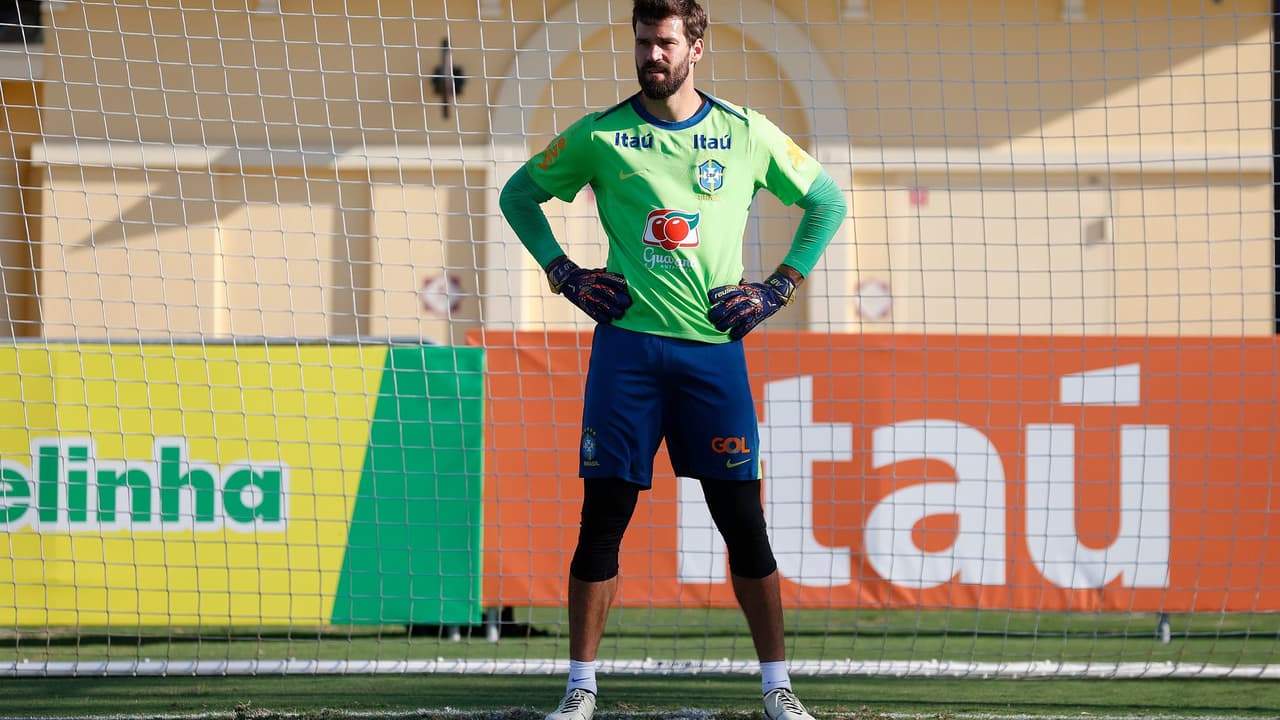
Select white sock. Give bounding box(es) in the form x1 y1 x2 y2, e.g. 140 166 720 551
567 659 598 695
760 660 791 695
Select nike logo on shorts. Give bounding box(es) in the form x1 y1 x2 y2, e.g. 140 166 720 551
726 457 752 468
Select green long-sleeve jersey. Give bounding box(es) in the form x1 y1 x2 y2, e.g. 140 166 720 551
516 92 837 343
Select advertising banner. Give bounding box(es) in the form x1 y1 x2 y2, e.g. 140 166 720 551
0 344 484 627
478 331 1280 612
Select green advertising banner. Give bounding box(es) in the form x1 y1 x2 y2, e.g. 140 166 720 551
0 343 484 627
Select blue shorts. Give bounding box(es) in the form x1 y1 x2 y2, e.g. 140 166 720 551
579 323 760 488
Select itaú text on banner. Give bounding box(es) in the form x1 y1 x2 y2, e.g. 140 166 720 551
477 332 1280 613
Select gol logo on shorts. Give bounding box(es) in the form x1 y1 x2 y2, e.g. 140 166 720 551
710 436 751 454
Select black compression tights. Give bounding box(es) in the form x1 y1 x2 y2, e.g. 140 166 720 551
699 477 778 579
569 477 777 582
569 477 640 582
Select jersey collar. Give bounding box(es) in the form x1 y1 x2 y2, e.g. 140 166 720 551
628 91 712 131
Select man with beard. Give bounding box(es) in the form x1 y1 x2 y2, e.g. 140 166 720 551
499 2 846 720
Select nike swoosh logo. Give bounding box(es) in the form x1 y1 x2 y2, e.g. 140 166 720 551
619 169 647 180
726 458 752 468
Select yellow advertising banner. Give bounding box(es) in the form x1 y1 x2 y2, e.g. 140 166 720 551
0 343 486 627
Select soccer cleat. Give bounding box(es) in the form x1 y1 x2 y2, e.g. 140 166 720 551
764 688 816 720
546 687 597 720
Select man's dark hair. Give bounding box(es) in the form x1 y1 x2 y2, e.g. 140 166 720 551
632 0 707 45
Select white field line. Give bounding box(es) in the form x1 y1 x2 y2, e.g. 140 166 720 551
4 658 1280 679
0 712 1260 720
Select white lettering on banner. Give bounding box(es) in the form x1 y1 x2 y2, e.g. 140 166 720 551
678 474 723 583
674 365 1171 591
761 376 854 586
1024 365 1169 588
865 420 1007 588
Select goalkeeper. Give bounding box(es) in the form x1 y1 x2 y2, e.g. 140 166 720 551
499 2 846 720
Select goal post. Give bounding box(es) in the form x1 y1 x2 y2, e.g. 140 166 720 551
1 0 1278 679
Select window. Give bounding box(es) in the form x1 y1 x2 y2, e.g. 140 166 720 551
0 1 42 44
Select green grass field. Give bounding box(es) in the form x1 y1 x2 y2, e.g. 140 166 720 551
5 609 1280 719
8 609 1279 666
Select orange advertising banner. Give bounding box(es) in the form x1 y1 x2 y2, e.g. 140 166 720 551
474 331 1280 612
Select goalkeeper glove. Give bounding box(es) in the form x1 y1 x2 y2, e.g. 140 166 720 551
707 271 798 341
545 255 633 324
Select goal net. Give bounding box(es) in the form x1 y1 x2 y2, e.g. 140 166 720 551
1 0 1278 680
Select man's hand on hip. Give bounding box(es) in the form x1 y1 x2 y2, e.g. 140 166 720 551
707 270 798 341
546 255 633 324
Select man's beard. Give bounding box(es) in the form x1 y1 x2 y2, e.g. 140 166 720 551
637 56 690 100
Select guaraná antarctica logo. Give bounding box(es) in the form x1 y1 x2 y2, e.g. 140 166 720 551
642 208 701 251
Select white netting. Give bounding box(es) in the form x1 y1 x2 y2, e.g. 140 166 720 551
0 0 1276 678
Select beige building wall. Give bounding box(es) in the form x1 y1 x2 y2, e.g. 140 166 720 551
11 0 1276 340
0 80 39 338
834 0 1272 334
35 150 485 344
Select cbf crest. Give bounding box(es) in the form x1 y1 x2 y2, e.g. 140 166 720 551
581 427 599 467
697 159 725 194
